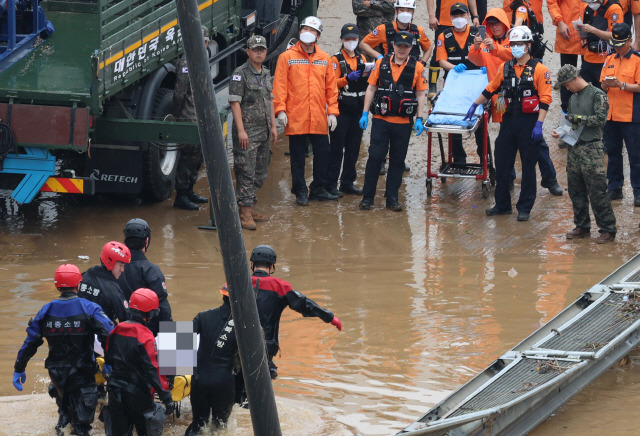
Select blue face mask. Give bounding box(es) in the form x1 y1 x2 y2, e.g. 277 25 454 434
511 45 526 59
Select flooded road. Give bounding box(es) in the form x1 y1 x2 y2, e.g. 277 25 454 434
3 0 640 434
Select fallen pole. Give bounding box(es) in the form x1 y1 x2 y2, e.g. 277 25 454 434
172 1 281 434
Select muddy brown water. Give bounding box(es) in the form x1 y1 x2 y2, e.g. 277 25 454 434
4 0 640 434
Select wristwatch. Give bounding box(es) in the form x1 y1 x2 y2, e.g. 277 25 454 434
621 82 627 90
472 15 479 19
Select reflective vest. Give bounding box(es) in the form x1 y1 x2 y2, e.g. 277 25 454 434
584 0 620 54
384 22 422 59
501 58 541 114
443 26 480 69
334 51 368 108
372 55 418 117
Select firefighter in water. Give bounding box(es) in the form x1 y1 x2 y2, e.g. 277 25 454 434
104 288 175 436
575 0 623 87
13 264 113 436
358 31 427 212
329 23 370 196
464 26 553 222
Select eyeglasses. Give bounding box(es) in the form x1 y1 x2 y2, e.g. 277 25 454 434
510 42 527 47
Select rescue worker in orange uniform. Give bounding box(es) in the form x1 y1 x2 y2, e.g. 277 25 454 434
358 31 427 212
329 23 369 196
272 16 340 206
427 0 480 95
464 26 553 222
599 23 640 204
360 0 433 64
504 0 543 26
575 0 623 87
548 0 588 111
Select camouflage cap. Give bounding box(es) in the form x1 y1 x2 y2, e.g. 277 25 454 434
554 64 579 90
247 34 268 49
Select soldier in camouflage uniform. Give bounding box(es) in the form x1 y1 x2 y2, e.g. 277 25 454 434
229 35 277 230
553 64 617 243
352 0 396 42
172 26 210 210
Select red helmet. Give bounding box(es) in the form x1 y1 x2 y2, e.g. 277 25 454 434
220 285 229 297
53 264 82 288
129 288 159 312
100 241 131 271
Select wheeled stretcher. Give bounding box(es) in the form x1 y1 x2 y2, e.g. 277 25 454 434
424 70 495 199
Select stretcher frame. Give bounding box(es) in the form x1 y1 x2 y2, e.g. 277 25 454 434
425 108 495 199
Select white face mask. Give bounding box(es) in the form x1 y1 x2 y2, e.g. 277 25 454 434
511 45 526 58
343 40 359 51
452 17 468 29
397 11 413 24
299 31 317 44
588 2 601 9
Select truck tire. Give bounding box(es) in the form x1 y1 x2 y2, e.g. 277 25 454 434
143 87 179 202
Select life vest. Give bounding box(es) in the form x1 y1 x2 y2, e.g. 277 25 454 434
372 55 418 117
334 50 368 108
501 58 541 114
384 22 422 59
443 26 480 70
584 0 620 54
509 0 547 58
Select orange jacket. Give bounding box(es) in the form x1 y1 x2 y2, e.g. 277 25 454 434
547 0 587 55
485 59 553 110
272 42 339 136
362 21 431 56
582 0 622 64
468 9 512 121
503 0 544 23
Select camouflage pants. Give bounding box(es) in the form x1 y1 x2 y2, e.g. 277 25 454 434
175 143 204 191
233 138 271 206
567 141 616 233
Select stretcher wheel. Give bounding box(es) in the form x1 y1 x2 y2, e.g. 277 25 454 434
482 183 490 199
426 179 433 196
489 167 496 187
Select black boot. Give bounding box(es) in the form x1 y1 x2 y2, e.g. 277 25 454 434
187 187 208 204
541 179 563 196
174 190 199 210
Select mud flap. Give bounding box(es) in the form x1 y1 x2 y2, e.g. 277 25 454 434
143 402 167 436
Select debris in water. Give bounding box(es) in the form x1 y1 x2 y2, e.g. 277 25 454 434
77 255 89 261
507 268 518 278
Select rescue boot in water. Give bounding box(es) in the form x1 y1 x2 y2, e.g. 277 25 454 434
174 191 199 210
240 206 257 230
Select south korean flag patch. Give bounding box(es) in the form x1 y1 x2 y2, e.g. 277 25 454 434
181 67 189 74
523 89 532 97
232 74 242 81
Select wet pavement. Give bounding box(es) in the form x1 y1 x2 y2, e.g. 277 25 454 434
3 0 640 434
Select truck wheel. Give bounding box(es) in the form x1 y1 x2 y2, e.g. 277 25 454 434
144 88 179 202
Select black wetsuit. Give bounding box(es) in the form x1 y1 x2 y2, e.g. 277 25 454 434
80 265 128 324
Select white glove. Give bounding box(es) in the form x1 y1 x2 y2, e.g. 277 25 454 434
277 111 288 127
328 114 337 132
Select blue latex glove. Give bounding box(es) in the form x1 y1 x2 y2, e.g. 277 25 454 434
414 117 424 136
359 111 369 130
463 103 479 121
346 70 362 82
103 364 113 377
480 66 487 74
376 54 383 60
453 63 467 73
13 371 26 391
531 120 544 142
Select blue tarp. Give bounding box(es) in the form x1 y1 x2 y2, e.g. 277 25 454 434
428 69 489 127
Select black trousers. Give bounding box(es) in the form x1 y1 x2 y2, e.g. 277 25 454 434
560 53 579 112
48 367 98 435
288 134 330 196
362 118 412 202
187 370 236 433
105 387 158 436
328 107 363 188
580 58 603 89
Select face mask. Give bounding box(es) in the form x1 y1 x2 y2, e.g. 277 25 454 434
511 45 526 58
452 17 468 29
588 2 601 9
299 31 317 44
397 12 413 24
343 40 359 51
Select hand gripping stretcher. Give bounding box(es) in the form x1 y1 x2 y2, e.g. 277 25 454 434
425 70 496 199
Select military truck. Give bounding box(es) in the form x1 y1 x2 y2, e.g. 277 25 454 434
0 0 316 203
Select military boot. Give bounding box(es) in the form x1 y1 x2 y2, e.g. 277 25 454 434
239 206 257 230
186 189 208 204
174 190 199 210
251 208 269 222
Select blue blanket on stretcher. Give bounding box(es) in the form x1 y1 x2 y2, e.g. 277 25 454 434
428 70 489 127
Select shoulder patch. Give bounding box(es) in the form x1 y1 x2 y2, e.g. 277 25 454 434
544 71 551 79
372 28 379 36
437 39 443 47
611 13 619 22
517 6 527 12
181 67 188 74
333 62 337 69
232 74 242 81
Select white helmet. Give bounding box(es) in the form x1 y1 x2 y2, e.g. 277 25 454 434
394 0 416 9
300 16 323 34
507 26 533 42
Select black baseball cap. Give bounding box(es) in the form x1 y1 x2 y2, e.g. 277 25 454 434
610 23 631 47
450 2 469 14
394 31 414 46
340 23 359 39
